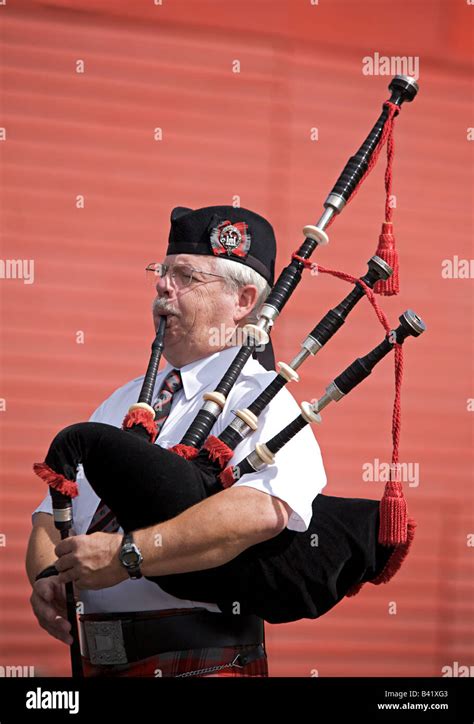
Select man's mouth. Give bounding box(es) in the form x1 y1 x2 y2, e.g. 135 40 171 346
152 299 180 330
155 311 178 327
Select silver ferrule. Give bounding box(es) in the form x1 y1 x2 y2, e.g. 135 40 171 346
202 400 223 417
305 206 335 238
323 194 346 214
53 508 73 523
289 347 310 369
290 335 323 369
246 450 268 472
316 205 337 228
326 380 345 402
229 416 252 437
312 381 345 414
312 393 332 414
257 303 279 326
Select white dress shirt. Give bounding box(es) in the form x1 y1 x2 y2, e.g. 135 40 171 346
33 345 327 614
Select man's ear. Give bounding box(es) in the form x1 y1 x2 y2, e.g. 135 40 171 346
235 284 259 321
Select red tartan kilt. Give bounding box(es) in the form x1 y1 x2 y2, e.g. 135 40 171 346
82 644 268 678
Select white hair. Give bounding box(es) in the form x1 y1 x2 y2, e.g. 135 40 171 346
212 256 271 323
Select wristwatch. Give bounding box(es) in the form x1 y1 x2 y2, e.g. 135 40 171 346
118 533 143 579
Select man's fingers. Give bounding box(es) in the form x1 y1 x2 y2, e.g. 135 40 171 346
30 580 74 645
44 617 73 646
39 583 54 602
31 596 72 644
50 579 68 618
55 553 76 573
30 587 54 622
51 596 68 620
54 537 76 558
33 596 73 644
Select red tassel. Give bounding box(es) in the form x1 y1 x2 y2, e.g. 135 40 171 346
347 518 416 597
373 517 416 585
33 462 79 498
218 466 236 489
378 480 408 545
122 409 157 443
203 436 233 468
374 222 399 296
170 443 199 460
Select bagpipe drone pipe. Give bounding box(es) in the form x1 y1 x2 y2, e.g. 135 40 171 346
32 75 422 664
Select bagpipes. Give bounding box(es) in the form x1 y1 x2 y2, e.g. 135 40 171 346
33 75 424 675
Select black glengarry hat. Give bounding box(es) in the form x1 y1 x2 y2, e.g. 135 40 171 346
167 205 276 286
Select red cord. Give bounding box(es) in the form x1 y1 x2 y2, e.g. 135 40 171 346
385 110 396 223
392 344 403 469
292 256 391 331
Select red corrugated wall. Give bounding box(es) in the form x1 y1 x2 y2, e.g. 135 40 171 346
0 0 472 677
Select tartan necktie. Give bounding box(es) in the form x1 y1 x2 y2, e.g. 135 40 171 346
152 368 183 429
87 369 183 534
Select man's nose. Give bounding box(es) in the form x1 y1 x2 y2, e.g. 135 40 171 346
155 272 172 296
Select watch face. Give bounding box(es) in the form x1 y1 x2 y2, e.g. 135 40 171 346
120 542 142 568
122 549 139 566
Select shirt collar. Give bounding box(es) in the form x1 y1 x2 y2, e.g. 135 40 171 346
161 346 248 401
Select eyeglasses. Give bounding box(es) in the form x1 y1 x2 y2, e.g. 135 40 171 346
145 262 228 289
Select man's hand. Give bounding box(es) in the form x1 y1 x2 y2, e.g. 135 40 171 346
55 532 127 590
30 577 73 645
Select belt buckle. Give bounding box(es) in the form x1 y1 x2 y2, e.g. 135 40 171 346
83 620 128 666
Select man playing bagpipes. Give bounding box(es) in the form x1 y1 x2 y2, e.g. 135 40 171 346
26 76 424 678
27 205 328 677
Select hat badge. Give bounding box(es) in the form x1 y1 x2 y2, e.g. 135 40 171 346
210 219 251 259
219 224 241 252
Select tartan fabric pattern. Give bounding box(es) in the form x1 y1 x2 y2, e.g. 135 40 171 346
80 608 267 678
86 369 182 535
152 368 182 428
81 644 268 678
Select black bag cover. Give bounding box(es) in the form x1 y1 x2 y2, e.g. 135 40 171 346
35 421 395 624
153 494 394 623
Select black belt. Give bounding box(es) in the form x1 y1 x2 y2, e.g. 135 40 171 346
79 608 265 666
